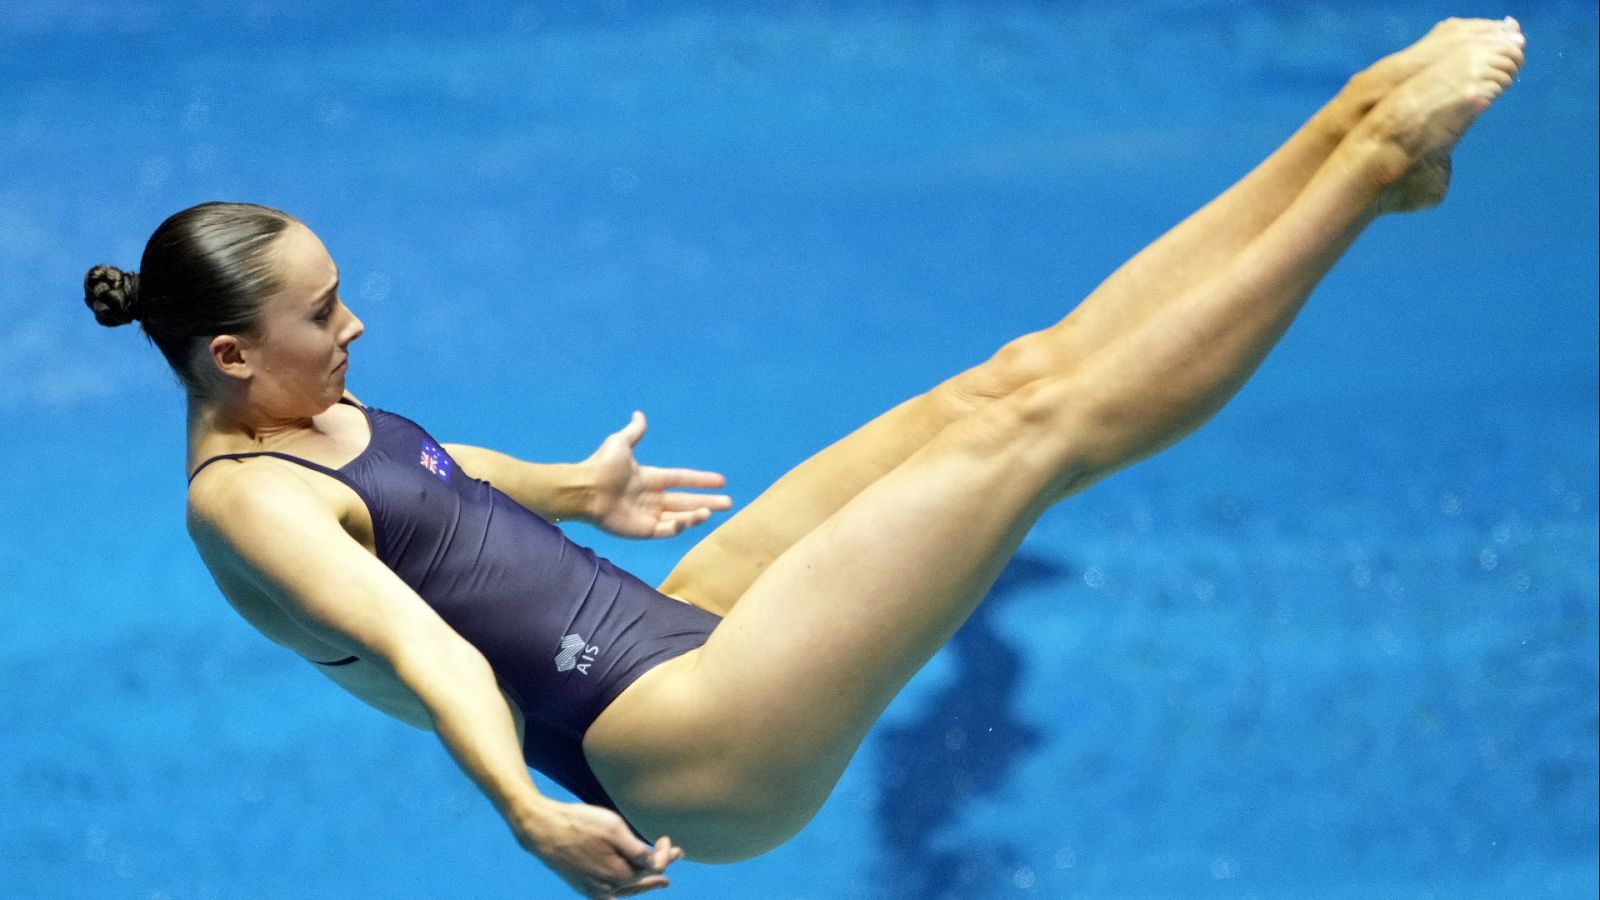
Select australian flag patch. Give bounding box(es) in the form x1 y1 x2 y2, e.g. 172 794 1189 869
418 439 453 483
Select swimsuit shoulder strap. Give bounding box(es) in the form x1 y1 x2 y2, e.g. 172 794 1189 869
186 451 348 484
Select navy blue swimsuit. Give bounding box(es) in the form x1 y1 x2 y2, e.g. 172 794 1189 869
189 399 722 814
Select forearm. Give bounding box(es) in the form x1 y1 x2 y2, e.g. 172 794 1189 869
394 642 557 838
443 444 595 522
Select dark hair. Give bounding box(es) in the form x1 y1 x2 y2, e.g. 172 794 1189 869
84 201 298 392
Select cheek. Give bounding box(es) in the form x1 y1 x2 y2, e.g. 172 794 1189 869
269 334 327 376
290 330 332 360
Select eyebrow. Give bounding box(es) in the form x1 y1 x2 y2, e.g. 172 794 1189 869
313 268 341 307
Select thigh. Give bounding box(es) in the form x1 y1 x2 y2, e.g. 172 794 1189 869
602 381 1097 857
659 346 1037 615
694 399 1072 768
657 392 954 613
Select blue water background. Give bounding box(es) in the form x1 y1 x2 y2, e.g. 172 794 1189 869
2 2 1595 897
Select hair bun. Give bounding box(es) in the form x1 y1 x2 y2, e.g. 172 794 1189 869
84 265 141 327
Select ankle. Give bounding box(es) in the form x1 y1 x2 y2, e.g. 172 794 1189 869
1323 69 1387 137
1332 132 1415 195
1298 105 1350 152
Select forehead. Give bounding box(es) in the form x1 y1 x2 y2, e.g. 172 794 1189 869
270 223 338 300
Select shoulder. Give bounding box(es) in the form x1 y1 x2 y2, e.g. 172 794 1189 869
186 457 335 552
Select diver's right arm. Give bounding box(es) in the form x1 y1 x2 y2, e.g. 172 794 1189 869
186 466 678 896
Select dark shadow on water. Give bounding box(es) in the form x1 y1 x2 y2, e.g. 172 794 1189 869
872 552 1068 899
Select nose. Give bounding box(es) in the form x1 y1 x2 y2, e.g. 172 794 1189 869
341 309 365 346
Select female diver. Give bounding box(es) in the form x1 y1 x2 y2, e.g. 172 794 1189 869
84 19 1523 899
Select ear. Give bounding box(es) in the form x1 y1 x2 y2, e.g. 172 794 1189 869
206 334 256 383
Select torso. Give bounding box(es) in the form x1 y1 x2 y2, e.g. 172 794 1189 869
186 396 717 814
185 398 521 736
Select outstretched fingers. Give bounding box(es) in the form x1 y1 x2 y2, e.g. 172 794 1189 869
649 466 731 492
646 468 734 523
656 506 729 538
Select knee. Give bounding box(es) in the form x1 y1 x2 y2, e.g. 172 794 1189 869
940 331 1058 412
992 374 1086 436
943 374 1105 473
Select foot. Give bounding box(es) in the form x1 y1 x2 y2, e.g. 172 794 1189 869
1332 17 1520 131
1357 19 1527 213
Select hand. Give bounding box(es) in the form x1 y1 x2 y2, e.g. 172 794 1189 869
519 800 686 898
584 412 732 539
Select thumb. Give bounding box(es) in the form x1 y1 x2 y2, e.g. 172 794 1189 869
618 410 648 446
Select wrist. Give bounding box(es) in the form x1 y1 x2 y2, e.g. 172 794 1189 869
507 794 562 850
562 461 602 523
518 461 596 524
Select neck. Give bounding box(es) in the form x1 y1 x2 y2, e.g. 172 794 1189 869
186 390 321 462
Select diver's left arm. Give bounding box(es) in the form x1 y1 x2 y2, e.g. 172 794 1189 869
441 445 594 520
444 411 732 538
